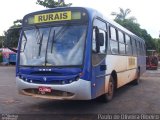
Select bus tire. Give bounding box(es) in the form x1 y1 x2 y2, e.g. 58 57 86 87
101 76 115 102
132 69 140 85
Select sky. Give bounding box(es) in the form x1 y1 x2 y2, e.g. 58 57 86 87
0 0 160 38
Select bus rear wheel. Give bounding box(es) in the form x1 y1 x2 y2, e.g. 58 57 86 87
101 76 115 102
132 69 140 85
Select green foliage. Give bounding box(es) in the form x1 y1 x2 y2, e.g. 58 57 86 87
112 8 156 50
4 27 21 48
115 19 155 50
153 38 160 53
140 29 155 50
0 36 4 48
115 19 140 35
0 52 2 63
36 0 72 8
3 20 22 48
13 19 22 27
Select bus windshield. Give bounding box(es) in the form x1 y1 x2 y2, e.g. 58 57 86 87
20 25 87 66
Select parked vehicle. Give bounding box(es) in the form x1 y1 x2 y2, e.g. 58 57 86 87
1 48 16 64
16 7 146 102
146 50 158 70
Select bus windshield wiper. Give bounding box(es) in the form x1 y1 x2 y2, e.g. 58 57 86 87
21 30 28 52
34 25 41 44
51 30 55 53
23 30 27 41
33 25 44 56
38 33 44 56
45 28 52 66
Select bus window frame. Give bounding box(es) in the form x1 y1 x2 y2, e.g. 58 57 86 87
125 34 133 56
117 30 126 55
92 18 107 54
109 25 119 55
91 17 108 66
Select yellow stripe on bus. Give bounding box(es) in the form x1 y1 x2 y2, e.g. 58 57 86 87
128 57 136 68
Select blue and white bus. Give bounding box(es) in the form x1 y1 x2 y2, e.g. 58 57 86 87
16 7 146 102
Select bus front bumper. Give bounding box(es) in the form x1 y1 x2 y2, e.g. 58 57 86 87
16 77 91 100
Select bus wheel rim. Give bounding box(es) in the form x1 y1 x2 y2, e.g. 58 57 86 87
108 81 113 96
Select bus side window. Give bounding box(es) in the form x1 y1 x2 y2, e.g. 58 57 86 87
144 44 146 55
99 29 106 53
109 26 118 54
141 42 144 55
132 39 137 56
135 40 138 56
142 43 146 56
137 41 141 56
125 34 132 55
118 31 125 55
140 42 142 55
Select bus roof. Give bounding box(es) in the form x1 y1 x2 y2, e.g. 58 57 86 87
23 6 145 43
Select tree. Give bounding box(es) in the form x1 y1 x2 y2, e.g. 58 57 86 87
0 36 4 48
111 8 136 22
153 38 160 53
111 8 156 50
13 19 22 27
36 0 72 8
115 19 155 50
4 28 21 48
3 20 22 48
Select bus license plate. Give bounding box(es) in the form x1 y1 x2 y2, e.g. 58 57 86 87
38 86 52 93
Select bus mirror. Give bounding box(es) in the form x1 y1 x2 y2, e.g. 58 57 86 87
98 33 104 46
95 33 104 53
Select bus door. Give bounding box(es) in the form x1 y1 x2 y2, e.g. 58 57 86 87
91 26 107 98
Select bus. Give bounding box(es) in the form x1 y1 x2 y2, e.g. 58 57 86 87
16 7 146 102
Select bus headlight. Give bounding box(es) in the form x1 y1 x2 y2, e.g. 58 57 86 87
75 76 80 81
69 80 73 83
62 81 65 84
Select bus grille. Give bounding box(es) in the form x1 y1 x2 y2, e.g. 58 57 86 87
21 78 76 85
30 71 63 76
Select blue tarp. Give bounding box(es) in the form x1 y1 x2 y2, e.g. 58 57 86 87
9 53 16 63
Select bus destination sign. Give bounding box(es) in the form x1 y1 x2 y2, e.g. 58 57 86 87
34 11 72 24
25 11 83 25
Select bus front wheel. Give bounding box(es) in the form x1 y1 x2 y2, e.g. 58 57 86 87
102 76 115 102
